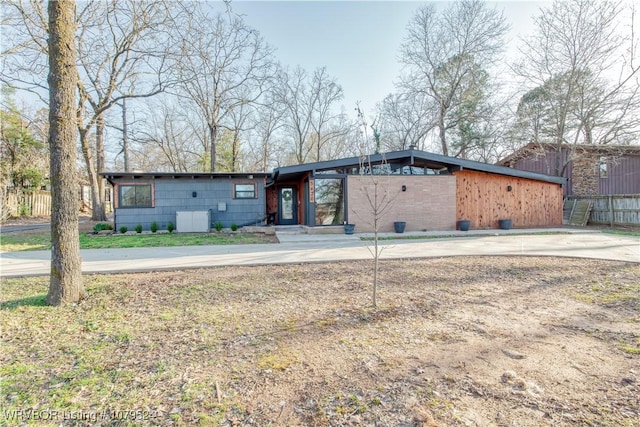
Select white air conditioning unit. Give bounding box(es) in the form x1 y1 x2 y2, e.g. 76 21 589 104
176 211 210 233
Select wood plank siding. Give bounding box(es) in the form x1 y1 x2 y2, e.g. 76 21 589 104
454 170 563 229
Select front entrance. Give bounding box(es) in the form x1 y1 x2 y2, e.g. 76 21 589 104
278 187 297 225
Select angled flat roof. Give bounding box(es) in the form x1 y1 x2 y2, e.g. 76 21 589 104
273 149 566 185
100 171 271 178
102 171 270 184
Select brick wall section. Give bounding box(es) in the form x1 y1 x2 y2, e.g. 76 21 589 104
347 175 456 232
571 152 599 196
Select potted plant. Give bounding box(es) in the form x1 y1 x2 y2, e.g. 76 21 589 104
498 219 512 230
457 220 471 231
344 223 355 235
393 221 406 233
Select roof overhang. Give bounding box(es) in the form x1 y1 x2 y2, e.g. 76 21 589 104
272 150 566 185
101 172 270 185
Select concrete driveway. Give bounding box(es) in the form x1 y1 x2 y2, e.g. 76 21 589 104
1 229 638 278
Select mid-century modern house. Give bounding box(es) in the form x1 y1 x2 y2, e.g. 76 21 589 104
103 149 566 233
497 143 640 196
265 150 565 232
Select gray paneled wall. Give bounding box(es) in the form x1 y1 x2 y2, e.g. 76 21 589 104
114 178 266 231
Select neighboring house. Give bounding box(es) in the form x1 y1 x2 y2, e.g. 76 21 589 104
102 172 269 232
267 149 565 232
497 143 640 196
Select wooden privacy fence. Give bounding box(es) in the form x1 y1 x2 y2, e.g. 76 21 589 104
565 195 640 226
2 190 52 219
2 187 113 220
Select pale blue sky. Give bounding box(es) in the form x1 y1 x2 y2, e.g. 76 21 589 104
231 1 550 115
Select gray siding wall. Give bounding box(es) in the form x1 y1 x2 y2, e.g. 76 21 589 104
511 149 640 196
115 178 266 231
512 149 573 195
599 155 640 195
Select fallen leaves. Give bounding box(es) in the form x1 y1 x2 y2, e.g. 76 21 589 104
1 257 638 426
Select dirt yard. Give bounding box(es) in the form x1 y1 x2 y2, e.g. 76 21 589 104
1 257 638 426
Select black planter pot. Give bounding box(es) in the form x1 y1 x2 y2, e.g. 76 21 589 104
498 219 512 230
393 221 406 233
457 220 471 231
344 224 355 235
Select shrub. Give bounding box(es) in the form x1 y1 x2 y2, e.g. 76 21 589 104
214 221 223 232
167 222 175 233
93 223 113 233
135 224 143 233
18 202 31 217
150 221 159 233
119 226 128 234
230 222 238 231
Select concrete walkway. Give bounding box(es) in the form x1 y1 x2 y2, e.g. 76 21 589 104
1 228 638 278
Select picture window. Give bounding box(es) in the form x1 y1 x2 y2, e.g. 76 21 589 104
119 184 152 208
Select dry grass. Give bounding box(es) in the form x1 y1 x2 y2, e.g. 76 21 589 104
1 257 639 426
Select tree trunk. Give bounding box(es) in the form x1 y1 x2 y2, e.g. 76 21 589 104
93 114 106 221
79 129 104 221
232 130 240 172
209 123 218 172
439 102 448 157
47 0 85 306
122 99 130 171
372 180 379 308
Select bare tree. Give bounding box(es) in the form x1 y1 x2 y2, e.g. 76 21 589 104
218 101 252 172
174 4 276 172
308 67 349 162
46 0 84 305
352 105 399 308
317 111 357 161
75 0 176 220
513 0 640 174
377 92 435 152
133 98 204 172
3 0 180 220
1 0 49 102
243 89 286 171
278 66 350 164
400 0 508 157
277 66 315 164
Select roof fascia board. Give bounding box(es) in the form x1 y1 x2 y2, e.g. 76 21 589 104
273 150 565 185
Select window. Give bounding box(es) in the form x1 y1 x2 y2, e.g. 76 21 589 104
314 178 344 225
599 156 608 178
119 184 152 208
234 183 256 199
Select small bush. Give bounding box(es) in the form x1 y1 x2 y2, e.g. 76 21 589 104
150 221 159 233
167 222 175 233
119 226 128 234
230 223 238 231
93 223 113 233
18 202 31 217
135 224 143 233
214 221 223 232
